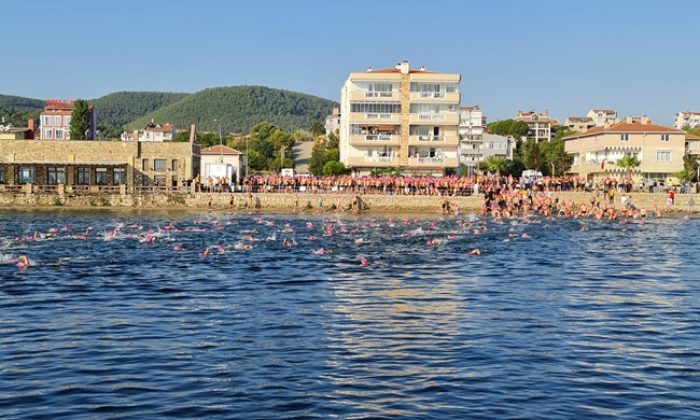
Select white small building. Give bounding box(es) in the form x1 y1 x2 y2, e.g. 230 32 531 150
200 144 246 186
674 111 700 129
458 105 485 141
460 133 516 174
121 122 176 142
324 107 341 137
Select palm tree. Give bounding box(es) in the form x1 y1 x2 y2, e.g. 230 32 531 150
616 155 641 177
484 156 509 176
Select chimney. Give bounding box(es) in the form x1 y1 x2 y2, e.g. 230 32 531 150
640 115 650 125
189 124 197 144
367 66 372 72
395 60 410 74
27 118 35 139
419 65 425 72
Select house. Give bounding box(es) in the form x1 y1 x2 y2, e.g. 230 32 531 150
674 111 700 129
200 144 246 187
121 122 176 142
0 119 34 140
564 116 595 133
586 109 618 127
40 99 96 140
564 116 685 183
515 110 557 142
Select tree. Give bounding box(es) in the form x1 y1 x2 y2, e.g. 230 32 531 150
309 131 341 176
521 141 546 172
616 155 641 177
322 161 348 176
70 99 90 140
310 121 325 137
682 154 699 181
541 136 573 176
487 119 529 140
482 156 509 175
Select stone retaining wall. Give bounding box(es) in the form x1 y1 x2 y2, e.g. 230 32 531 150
0 192 697 213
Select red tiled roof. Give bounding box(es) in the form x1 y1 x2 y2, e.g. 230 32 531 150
686 134 700 141
564 121 683 140
201 144 243 155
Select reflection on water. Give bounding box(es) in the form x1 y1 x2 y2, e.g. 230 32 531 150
0 211 699 418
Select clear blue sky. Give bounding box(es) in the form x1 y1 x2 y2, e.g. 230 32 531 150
3 0 699 124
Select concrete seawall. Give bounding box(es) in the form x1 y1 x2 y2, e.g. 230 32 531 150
0 191 698 213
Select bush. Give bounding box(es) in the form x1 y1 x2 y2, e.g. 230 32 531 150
322 161 348 176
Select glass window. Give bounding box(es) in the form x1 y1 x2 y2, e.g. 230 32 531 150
656 151 671 162
171 159 179 171
47 167 66 185
350 102 401 114
77 167 89 185
64 116 71 126
154 159 167 171
55 130 64 140
171 176 178 187
142 175 151 186
95 168 108 185
0 166 6 184
620 134 629 141
142 159 149 171
661 134 669 142
154 175 166 186
18 166 35 184
43 129 53 139
113 168 126 185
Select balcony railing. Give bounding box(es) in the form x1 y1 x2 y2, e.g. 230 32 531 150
410 156 446 164
365 91 394 98
365 134 395 141
419 91 445 98
416 113 447 121
416 135 444 141
366 113 394 119
365 156 396 163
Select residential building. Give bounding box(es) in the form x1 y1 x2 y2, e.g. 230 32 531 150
564 116 685 183
515 110 557 142
458 106 485 140
121 122 176 142
686 133 700 157
0 119 34 140
40 99 96 140
324 107 341 137
564 116 595 133
460 133 516 174
200 144 246 185
586 109 618 127
339 60 461 176
674 111 700 129
0 126 200 188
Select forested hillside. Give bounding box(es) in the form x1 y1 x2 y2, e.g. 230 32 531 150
91 91 189 137
128 86 337 133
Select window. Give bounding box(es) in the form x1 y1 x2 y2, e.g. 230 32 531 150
64 116 71 126
154 159 167 171
661 134 669 142
350 102 401 114
171 176 178 187
52 116 61 125
365 83 393 97
113 168 126 185
47 167 66 185
171 160 179 171
620 134 629 141
410 103 456 113
55 130 64 140
42 116 50 126
154 175 166 186
142 159 149 171
656 151 671 162
43 129 53 139
77 167 89 185
0 166 5 184
142 175 151 186
95 168 108 185
18 166 34 184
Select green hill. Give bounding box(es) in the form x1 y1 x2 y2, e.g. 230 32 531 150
90 91 189 130
128 86 337 133
0 94 44 111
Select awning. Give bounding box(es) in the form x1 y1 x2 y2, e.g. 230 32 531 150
377 125 395 131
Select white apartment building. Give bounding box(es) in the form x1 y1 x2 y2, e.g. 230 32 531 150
121 122 176 142
564 116 595 132
339 60 461 176
460 133 516 174
674 111 700 129
515 110 557 143
586 109 618 127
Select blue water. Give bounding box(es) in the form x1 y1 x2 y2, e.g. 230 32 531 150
1 210 699 419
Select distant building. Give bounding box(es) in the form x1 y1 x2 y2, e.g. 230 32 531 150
460 132 516 173
564 116 685 183
674 111 700 129
121 122 176 142
515 110 557 142
324 107 341 137
0 119 34 140
686 133 700 157
40 99 96 140
458 106 485 141
564 116 595 133
339 60 461 176
586 109 618 127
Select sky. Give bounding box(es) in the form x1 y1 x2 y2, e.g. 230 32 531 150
3 0 700 125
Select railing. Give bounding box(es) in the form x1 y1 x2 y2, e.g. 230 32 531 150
410 156 446 164
365 134 395 141
364 91 394 98
34 185 58 194
0 184 24 193
366 113 394 119
416 113 447 121
366 156 396 163
416 135 444 141
419 91 445 98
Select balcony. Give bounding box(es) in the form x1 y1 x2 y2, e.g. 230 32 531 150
409 112 460 125
350 90 399 101
409 134 459 145
408 156 460 167
348 156 397 166
349 133 400 145
350 112 401 125
410 91 460 102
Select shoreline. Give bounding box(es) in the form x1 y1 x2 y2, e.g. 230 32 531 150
0 191 698 216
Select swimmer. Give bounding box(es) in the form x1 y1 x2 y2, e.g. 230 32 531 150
360 257 369 266
468 248 481 255
16 255 31 269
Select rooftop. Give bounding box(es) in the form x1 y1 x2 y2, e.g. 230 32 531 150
201 144 243 155
564 121 683 140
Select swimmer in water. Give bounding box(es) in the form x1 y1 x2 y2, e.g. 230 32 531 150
469 248 481 255
16 255 31 269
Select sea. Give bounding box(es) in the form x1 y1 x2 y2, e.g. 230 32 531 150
1 210 699 419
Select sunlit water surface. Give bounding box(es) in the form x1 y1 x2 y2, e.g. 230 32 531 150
1 210 699 419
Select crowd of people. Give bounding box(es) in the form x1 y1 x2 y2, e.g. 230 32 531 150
231 174 682 197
